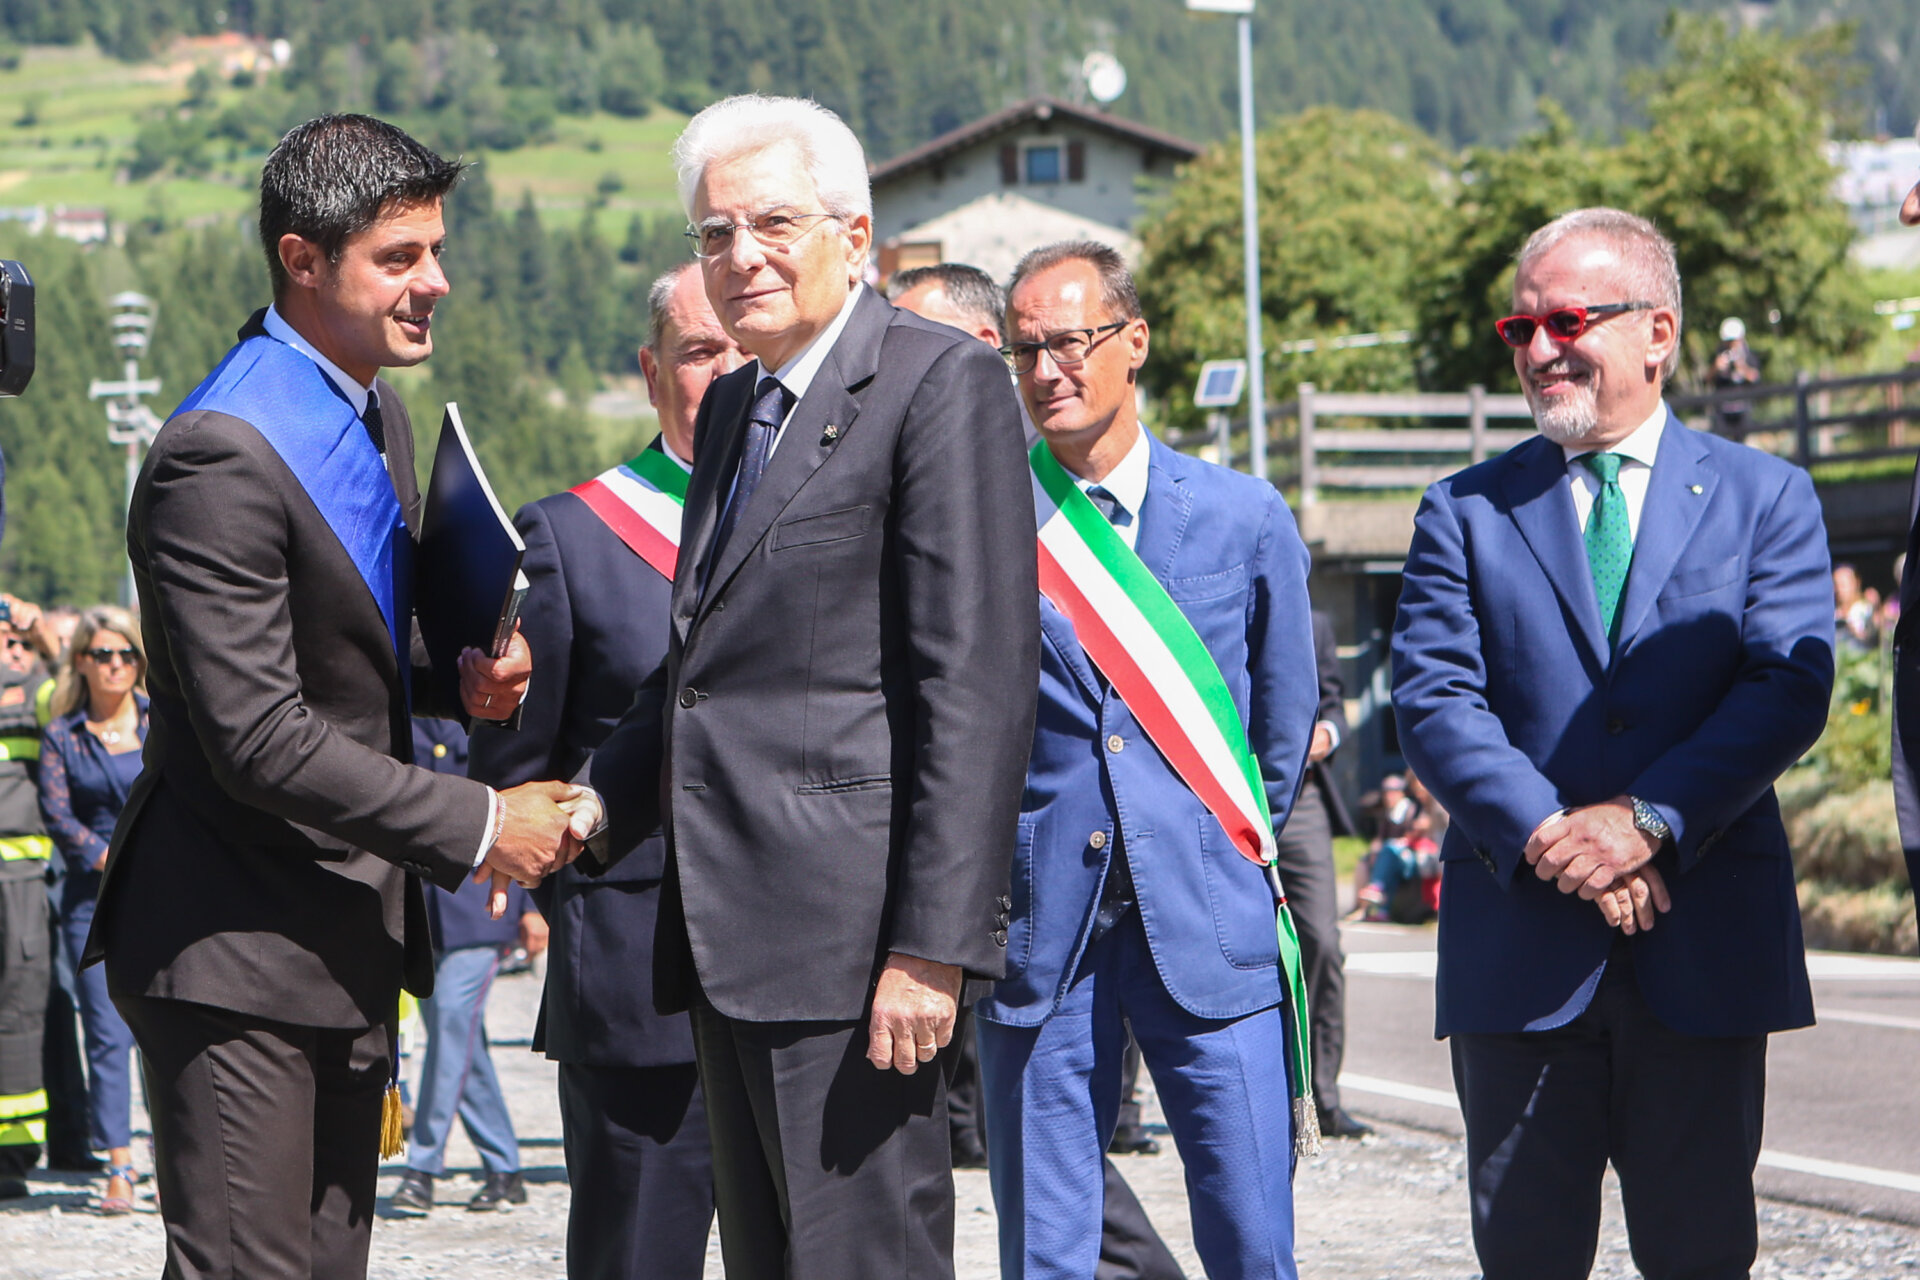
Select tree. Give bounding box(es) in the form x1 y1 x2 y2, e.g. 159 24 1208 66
1136 107 1453 425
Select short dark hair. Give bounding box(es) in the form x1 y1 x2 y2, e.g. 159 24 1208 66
1006 240 1141 322
259 114 465 297
885 263 1006 343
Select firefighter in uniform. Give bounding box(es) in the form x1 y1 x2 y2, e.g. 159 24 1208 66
0 648 52 1198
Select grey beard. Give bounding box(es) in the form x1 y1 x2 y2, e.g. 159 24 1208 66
1527 383 1600 445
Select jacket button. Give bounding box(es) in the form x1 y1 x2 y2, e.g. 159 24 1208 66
997 894 1011 910
1606 718 1626 735
679 688 700 709
992 929 1007 946
1089 830 1108 850
712 598 726 612
1107 734 1125 753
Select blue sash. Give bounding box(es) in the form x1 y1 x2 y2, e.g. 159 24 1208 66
173 334 410 666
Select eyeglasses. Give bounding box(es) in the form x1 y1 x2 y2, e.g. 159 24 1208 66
685 211 842 260
1494 301 1654 348
84 647 138 666
1000 321 1129 375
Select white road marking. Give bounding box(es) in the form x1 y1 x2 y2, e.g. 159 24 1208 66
1814 1008 1920 1032
1338 1073 1920 1198
1342 949 1920 983
1343 951 1438 978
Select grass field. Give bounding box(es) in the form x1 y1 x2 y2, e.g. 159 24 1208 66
0 38 684 234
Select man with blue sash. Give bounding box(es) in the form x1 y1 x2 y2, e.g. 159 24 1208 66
84 114 594 1280
978 240 1318 1280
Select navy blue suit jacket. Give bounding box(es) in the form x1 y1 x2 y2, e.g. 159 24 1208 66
467 448 691 1068
977 434 1318 1028
1392 411 1832 1039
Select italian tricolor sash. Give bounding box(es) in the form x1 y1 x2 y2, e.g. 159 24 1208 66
1030 442 1320 1154
571 446 689 581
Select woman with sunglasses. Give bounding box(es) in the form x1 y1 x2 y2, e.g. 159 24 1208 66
37 607 147 1214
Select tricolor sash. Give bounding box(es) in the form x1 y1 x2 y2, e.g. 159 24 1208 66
571 445 689 581
1030 442 1319 1153
173 334 409 667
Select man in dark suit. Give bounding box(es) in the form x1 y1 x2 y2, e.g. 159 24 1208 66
468 262 742 1279
1889 165 1920 924
1282 610 1366 1140
1393 208 1833 1279
85 114 589 1279
583 95 1038 1279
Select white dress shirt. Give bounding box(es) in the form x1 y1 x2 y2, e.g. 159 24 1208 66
1562 404 1667 544
660 433 694 473
261 306 505 863
1073 424 1151 552
757 285 864 460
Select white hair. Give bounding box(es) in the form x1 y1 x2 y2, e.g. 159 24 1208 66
1516 207 1684 381
672 94 872 224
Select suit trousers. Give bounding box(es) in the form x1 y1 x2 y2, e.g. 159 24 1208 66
1450 943 1767 1280
407 945 519 1177
117 994 391 1280
558 1061 714 1280
688 988 959 1280
978 909 1297 1280
1271 785 1344 1115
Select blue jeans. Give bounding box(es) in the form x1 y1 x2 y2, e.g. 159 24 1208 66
977 909 1297 1280
406 945 519 1176
62 907 137 1150
1369 839 1420 903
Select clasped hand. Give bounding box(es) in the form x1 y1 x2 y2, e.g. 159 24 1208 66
473 780 603 918
1524 797 1672 936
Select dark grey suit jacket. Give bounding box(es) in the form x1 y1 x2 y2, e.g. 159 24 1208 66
590 287 1040 1023
469 458 696 1067
85 314 490 1030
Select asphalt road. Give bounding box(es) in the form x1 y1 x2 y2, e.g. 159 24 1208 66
1337 919 1920 1227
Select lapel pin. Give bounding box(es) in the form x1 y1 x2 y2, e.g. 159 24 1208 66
1689 484 1703 494
822 424 840 442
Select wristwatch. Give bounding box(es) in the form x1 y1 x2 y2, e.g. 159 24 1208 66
1628 796 1672 847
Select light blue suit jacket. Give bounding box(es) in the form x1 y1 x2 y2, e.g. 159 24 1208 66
977 434 1317 1028
1392 410 1832 1039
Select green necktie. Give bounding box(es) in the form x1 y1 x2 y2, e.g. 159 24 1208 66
1580 452 1632 643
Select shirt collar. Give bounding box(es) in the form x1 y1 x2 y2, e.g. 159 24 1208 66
1074 424 1151 522
760 285 863 406
1563 402 1668 470
263 305 373 418
659 432 693 473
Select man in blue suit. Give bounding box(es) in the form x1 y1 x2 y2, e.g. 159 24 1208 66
467 263 741 1278
1393 208 1834 1280
977 240 1317 1280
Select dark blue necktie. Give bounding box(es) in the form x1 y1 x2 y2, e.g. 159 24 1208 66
1085 484 1132 531
361 391 387 456
711 375 792 564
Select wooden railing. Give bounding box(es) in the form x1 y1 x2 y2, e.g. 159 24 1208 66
1166 366 1920 504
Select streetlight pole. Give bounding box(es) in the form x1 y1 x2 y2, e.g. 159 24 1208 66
89 293 162 609
1188 0 1265 480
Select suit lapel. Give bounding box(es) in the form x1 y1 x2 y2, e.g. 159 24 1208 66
696 288 888 615
673 367 753 644
1501 435 1610 671
1134 436 1194 579
1613 411 1716 655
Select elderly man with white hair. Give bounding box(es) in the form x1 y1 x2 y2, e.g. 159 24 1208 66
579 95 1039 1278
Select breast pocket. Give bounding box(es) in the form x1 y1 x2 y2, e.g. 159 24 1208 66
772 505 870 551
1660 560 1743 601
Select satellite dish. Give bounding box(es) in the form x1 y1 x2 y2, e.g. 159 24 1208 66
1083 52 1128 105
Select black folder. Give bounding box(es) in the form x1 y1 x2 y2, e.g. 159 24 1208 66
415 403 529 711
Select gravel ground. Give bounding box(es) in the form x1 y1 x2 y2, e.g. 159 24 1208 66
8 965 1920 1279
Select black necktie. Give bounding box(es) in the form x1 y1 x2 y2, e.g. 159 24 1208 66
711 376 792 564
361 392 387 457
1086 484 1132 530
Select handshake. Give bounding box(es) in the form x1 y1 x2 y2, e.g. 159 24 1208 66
474 780 604 919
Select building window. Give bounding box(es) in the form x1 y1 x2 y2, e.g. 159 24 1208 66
1025 143 1063 185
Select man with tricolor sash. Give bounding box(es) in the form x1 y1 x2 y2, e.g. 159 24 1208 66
976 240 1319 1280
469 262 740 1280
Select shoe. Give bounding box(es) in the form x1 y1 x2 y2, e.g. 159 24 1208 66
0 1177 28 1200
950 1135 988 1169
467 1171 526 1211
389 1169 433 1215
1107 1131 1162 1157
1317 1107 1374 1140
99 1163 138 1216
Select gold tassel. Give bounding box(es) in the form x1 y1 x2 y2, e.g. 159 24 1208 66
1294 1096 1323 1160
380 1082 406 1159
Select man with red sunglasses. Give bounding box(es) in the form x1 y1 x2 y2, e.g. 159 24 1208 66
1392 207 1833 1279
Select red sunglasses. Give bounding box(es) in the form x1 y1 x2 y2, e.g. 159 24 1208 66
1494 301 1653 348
